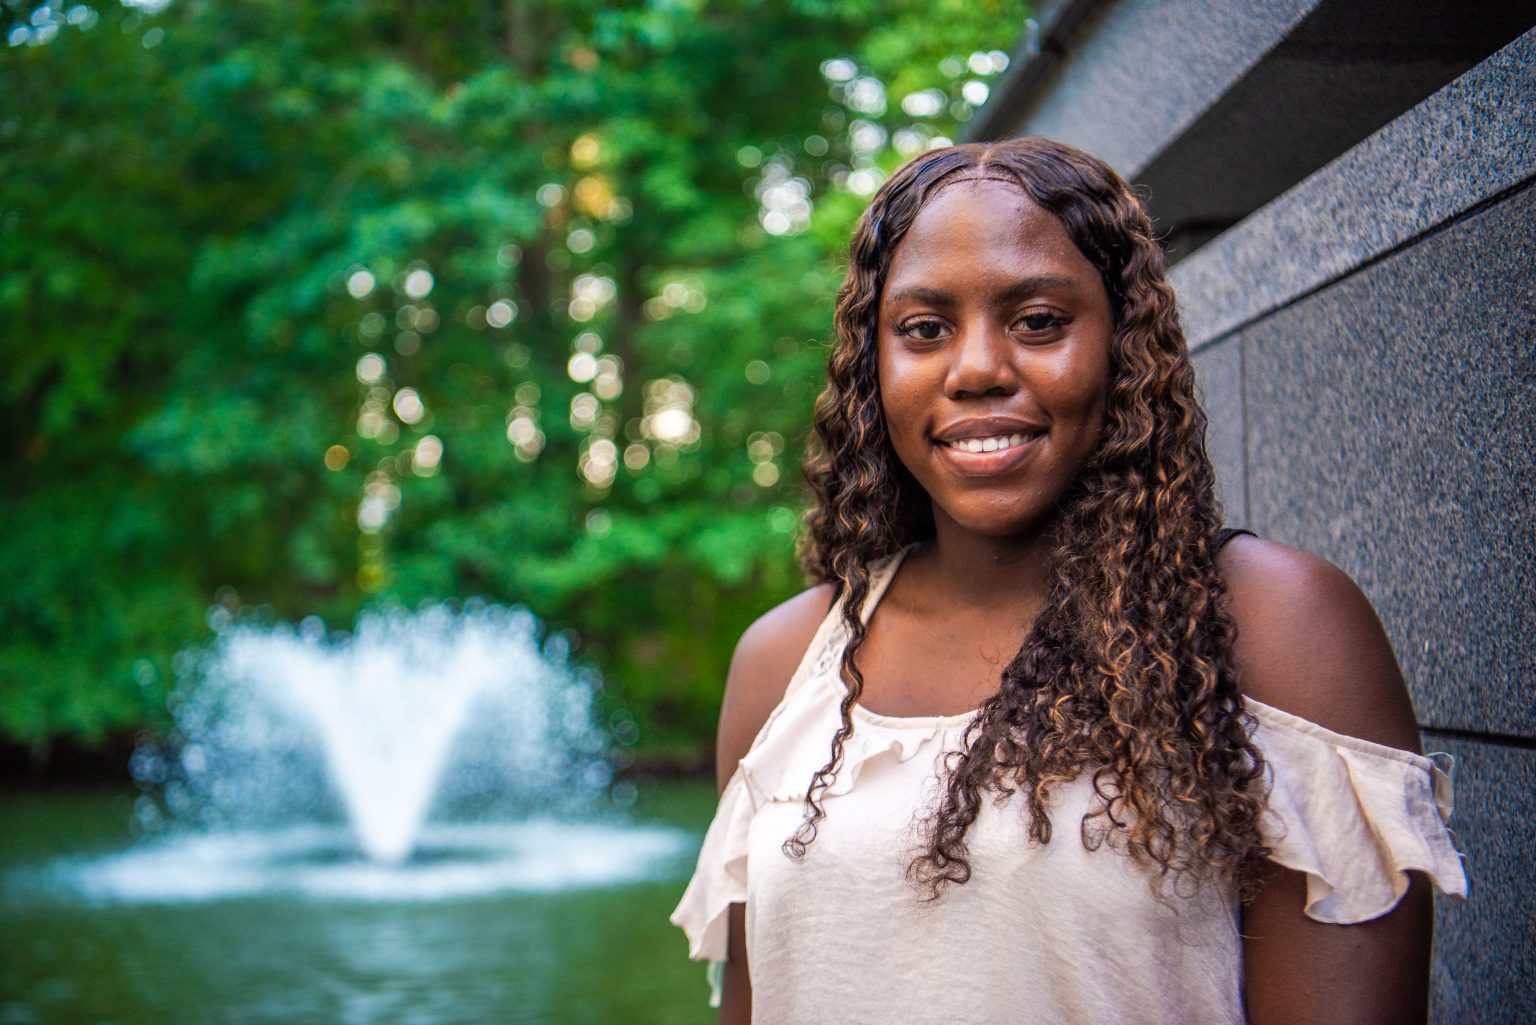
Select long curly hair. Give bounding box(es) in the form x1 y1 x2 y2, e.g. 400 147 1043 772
788 137 1269 899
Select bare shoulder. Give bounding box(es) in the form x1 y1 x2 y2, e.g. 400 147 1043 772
714 582 837 790
1218 535 1421 753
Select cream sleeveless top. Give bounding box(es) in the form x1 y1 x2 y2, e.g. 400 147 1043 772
671 551 1468 1024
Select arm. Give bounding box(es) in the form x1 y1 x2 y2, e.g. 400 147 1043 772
1220 537 1434 1025
713 583 836 1025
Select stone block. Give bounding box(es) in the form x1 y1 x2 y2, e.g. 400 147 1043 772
1172 27 1536 347
1191 338 1246 527
1242 184 1536 736
1423 733 1535 1025
1006 0 1317 176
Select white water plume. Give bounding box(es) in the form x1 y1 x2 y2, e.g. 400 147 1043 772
133 603 613 865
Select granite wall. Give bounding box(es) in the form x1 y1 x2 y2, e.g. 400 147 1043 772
971 3 1535 1021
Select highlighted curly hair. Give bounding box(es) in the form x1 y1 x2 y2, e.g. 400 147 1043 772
787 137 1269 898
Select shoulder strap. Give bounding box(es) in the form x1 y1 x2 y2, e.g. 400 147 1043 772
780 547 909 704
779 592 846 704
1216 527 1256 550
731 595 844 762
856 548 908 625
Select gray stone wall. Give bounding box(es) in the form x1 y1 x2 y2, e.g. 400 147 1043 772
974 5 1535 1021
1191 181 1535 1024
1193 187 1535 739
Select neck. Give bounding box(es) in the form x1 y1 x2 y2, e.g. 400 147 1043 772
911 508 1057 611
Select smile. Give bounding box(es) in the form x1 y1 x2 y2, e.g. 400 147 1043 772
938 433 1033 454
933 431 1044 475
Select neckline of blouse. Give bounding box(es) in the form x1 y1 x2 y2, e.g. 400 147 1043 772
837 545 982 730
828 547 1439 771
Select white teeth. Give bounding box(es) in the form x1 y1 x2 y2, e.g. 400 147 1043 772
949 433 1029 454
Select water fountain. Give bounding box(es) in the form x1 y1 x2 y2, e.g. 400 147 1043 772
29 602 688 905
1 602 710 1024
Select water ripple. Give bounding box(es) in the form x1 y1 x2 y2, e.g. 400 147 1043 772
7 819 691 906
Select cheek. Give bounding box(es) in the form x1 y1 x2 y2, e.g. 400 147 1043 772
876 353 930 441
1034 342 1111 466
1038 349 1110 420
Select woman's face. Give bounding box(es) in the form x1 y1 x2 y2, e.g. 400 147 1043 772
876 178 1115 539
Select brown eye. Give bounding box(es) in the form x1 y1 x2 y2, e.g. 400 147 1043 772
899 319 947 342
1016 311 1065 333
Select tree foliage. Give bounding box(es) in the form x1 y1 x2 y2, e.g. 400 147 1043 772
0 0 1025 760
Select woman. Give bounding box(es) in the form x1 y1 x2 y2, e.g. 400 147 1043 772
671 137 1466 1025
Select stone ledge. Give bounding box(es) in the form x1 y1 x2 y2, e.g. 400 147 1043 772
1173 28 1536 351
989 0 1319 176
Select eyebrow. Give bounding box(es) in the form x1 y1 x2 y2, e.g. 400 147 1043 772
883 275 1083 307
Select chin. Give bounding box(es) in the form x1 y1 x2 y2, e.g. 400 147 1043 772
944 500 1055 539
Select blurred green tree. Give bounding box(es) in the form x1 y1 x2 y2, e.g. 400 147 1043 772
0 0 1024 766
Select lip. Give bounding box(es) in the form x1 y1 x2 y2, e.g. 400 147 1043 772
930 417 1047 477
931 416 1048 444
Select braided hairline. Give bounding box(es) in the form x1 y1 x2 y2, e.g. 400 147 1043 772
789 138 1269 897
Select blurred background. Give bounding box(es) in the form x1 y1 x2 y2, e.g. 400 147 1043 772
10 1 1530 1021
0 0 1025 771
0 1 1028 1022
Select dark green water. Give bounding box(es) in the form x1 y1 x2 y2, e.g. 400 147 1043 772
0 782 720 1025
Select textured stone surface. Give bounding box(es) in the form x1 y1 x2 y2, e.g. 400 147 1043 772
1242 184 1536 736
1175 27 1536 349
1422 733 1536 1025
1003 0 1317 176
1191 338 1246 527
1138 0 1533 265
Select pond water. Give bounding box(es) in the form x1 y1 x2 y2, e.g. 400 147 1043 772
0 781 719 1025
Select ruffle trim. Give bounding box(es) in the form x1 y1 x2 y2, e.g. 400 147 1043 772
752 673 960 802
669 668 960 968
1247 697 1469 923
669 767 753 963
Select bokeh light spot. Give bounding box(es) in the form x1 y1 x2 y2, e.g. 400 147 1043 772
571 134 601 168
347 270 376 299
568 352 598 383
392 388 425 425
356 353 386 384
901 89 946 118
413 435 442 475
585 508 612 536
486 301 517 329
404 269 434 299
820 57 857 82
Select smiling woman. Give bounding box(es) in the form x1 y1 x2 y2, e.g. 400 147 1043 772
877 179 1112 540
671 138 1467 1025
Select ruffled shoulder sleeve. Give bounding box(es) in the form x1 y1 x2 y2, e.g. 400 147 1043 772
1247 697 1468 923
669 551 912 995
669 766 756 965
666 582 856 968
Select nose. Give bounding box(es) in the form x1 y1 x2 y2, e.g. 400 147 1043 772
944 320 1019 399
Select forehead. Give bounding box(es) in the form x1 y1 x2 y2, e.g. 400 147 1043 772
884 179 1094 290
